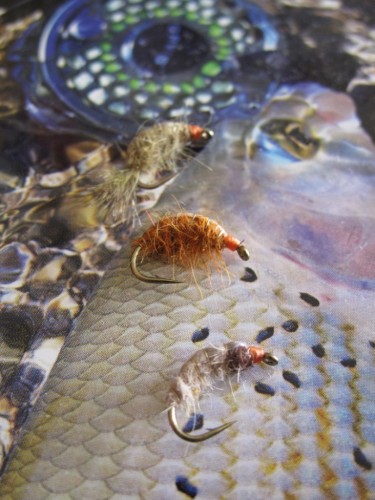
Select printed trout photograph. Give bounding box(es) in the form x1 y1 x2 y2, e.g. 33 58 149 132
0 0 374 498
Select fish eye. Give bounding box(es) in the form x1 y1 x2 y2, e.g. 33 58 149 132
255 118 319 161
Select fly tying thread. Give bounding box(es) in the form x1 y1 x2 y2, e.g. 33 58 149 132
167 342 278 442
130 213 250 283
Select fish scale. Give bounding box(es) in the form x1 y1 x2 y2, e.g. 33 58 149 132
1 231 374 498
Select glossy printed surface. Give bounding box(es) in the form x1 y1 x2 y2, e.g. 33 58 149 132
0 0 374 498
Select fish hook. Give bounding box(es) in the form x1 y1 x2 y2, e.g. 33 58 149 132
130 246 182 284
137 172 178 190
168 406 235 443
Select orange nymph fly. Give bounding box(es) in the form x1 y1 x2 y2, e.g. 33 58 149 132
130 213 250 283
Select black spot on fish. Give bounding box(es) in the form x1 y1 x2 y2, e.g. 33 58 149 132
70 272 100 301
299 292 320 307
175 475 198 498
0 305 42 349
312 344 325 358
340 357 357 368
183 413 204 433
39 308 73 337
0 243 32 286
241 267 258 282
369 340 375 349
254 382 275 396
22 218 74 248
353 447 372 470
192 327 209 343
6 363 45 406
282 320 299 332
27 282 66 302
282 370 301 388
256 327 274 343
60 254 82 278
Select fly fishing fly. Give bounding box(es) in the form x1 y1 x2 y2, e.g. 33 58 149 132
58 122 214 228
166 342 278 442
130 213 250 283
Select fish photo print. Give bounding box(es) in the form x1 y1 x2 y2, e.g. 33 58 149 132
0 0 374 498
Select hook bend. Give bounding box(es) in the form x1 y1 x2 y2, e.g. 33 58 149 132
168 406 235 442
137 172 178 190
130 246 182 284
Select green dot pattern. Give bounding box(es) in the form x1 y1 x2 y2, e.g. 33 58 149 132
53 0 264 124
